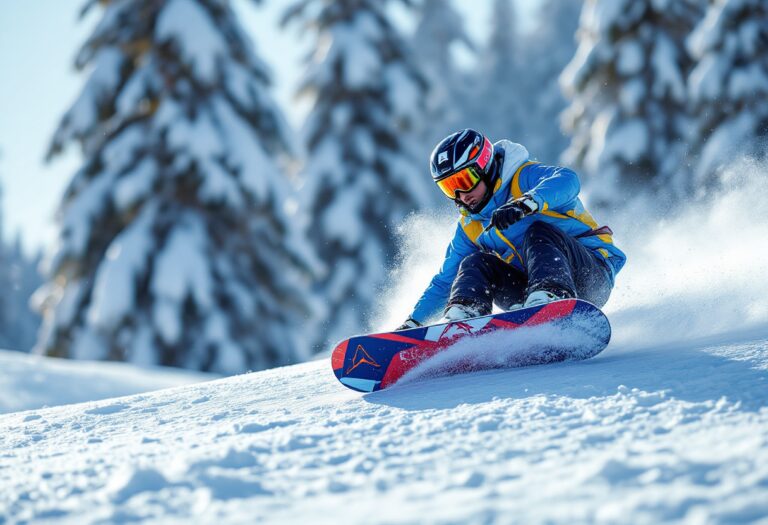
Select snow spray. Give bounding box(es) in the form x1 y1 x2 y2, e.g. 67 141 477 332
372 208 458 331
395 313 604 387
606 157 768 348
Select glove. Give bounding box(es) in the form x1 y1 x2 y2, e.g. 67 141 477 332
489 195 539 230
396 317 421 331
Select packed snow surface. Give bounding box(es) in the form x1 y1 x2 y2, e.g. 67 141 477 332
2 326 767 523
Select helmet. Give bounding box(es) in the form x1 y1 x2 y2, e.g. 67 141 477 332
430 129 497 212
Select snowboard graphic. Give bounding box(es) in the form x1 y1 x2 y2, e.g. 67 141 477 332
332 299 611 393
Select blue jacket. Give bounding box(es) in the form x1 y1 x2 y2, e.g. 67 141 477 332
410 141 626 324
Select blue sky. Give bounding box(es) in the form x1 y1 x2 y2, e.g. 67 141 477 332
0 0 537 254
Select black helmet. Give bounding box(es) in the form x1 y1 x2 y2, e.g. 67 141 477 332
430 129 498 212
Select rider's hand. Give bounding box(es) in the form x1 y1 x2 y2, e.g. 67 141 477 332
489 195 539 230
396 317 421 331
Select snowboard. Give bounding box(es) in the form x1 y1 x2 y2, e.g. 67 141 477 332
332 299 611 393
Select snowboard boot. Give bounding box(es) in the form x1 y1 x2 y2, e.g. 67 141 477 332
524 289 571 308
439 303 483 323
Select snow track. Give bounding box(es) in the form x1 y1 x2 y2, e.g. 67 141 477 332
2 331 767 524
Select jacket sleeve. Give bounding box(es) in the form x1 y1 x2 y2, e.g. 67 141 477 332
409 222 478 324
520 164 581 211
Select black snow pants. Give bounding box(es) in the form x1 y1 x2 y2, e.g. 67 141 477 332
448 220 612 315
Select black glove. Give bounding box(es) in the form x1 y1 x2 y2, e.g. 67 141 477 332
396 317 421 331
489 195 538 230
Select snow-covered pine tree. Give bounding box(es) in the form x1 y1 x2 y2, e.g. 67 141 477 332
35 0 312 373
517 0 582 163
468 0 525 143
1 236 43 352
0 178 10 349
560 0 703 205
687 0 768 190
284 0 431 346
0 172 42 352
411 0 475 162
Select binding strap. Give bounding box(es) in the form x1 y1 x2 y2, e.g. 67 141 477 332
575 225 614 239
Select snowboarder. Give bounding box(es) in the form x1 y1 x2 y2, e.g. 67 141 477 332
397 129 626 330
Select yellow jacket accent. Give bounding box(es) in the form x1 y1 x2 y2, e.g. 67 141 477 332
510 161 540 199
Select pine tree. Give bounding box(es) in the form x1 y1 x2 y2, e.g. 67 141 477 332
687 0 768 190
0 165 42 352
411 0 474 158
36 0 312 373
560 0 703 206
412 0 473 87
4 236 43 352
517 0 582 163
0 176 10 349
284 0 430 346
468 0 525 142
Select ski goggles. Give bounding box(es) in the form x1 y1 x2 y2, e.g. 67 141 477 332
435 166 483 199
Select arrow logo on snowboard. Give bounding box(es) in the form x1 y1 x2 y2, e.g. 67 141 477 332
346 345 381 375
439 321 475 341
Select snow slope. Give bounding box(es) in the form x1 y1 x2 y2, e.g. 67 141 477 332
0 349 214 414
1 327 767 524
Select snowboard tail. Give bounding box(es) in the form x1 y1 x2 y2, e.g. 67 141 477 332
332 299 611 393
